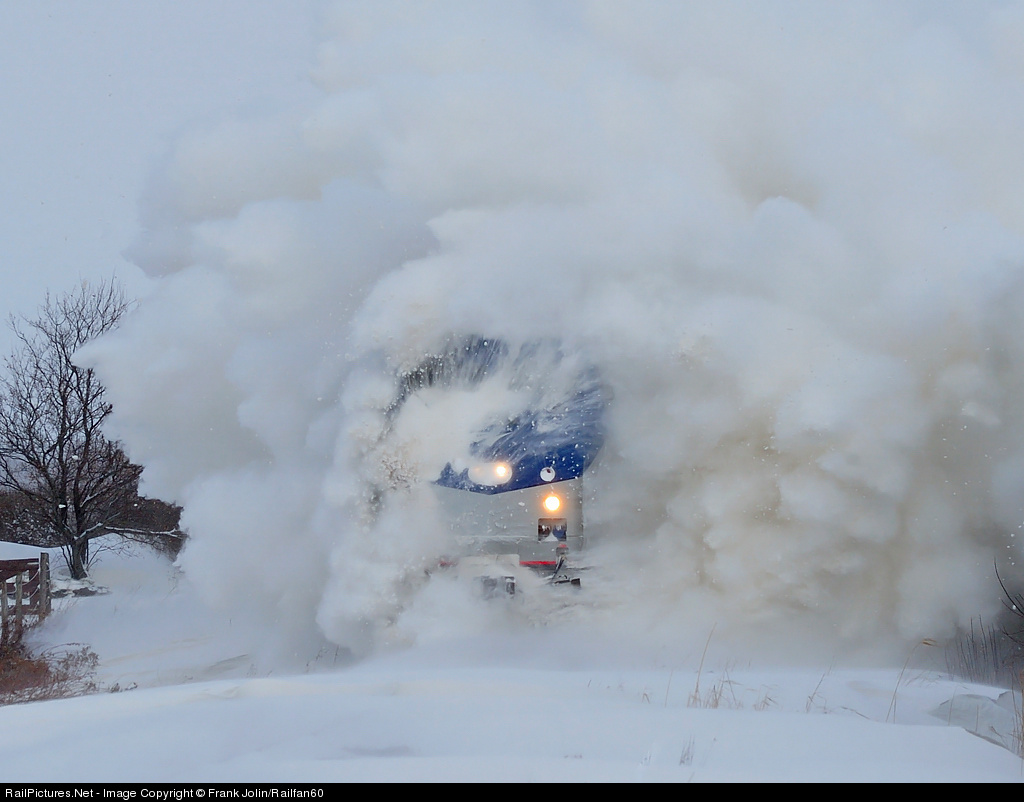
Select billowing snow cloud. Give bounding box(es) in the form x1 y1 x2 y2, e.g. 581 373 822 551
88 0 1024 659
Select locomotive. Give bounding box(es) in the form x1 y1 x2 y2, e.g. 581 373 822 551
389 336 606 590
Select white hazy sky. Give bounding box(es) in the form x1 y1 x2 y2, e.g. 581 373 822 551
0 0 320 348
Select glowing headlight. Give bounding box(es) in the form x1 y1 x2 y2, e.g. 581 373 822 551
543 494 561 513
468 462 513 486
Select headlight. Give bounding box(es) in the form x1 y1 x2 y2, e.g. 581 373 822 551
543 494 561 512
468 462 513 486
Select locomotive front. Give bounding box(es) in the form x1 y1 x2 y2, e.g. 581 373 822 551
390 337 606 585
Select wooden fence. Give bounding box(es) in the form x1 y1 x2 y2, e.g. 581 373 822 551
0 554 51 647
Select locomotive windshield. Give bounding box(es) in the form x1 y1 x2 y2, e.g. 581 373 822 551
390 336 607 494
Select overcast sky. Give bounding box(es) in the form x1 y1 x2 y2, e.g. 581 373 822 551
0 0 320 349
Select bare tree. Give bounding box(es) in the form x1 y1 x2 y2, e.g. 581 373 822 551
0 280 149 579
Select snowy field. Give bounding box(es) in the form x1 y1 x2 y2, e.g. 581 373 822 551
1 541 1021 783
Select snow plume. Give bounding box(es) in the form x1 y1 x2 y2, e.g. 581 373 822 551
89 1 1024 661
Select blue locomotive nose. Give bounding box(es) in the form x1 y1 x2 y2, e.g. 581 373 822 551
422 337 606 496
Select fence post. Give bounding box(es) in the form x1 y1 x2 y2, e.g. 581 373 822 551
39 552 51 617
1 575 7 640
14 571 24 631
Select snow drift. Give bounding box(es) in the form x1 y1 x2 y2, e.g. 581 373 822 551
85 0 1024 660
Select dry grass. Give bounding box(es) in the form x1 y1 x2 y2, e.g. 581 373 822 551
806 664 834 714
681 625 774 711
945 618 1024 687
0 639 98 705
687 625 716 708
678 736 695 766
886 638 936 724
689 672 734 709
1013 670 1024 759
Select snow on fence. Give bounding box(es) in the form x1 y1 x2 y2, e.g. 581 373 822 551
0 554 50 647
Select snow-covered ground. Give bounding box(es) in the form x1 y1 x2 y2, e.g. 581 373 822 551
1 541 1021 782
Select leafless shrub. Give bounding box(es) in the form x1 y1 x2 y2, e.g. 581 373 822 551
0 640 97 705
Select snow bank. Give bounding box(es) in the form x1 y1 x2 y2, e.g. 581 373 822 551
1 658 1021 782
